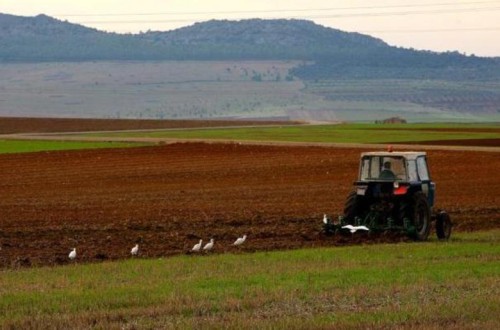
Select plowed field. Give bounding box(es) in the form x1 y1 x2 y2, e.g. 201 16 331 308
0 143 498 268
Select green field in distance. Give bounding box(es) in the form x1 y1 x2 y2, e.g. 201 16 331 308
82 123 500 144
0 140 148 154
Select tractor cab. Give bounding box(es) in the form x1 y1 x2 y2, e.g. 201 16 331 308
359 154 407 181
357 151 435 208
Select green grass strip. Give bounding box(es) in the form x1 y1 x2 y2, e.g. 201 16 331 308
0 230 499 328
0 140 148 154
82 123 500 144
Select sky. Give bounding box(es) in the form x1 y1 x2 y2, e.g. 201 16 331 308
2 0 500 57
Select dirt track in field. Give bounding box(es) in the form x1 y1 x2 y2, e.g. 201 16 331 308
0 117 296 134
0 142 498 268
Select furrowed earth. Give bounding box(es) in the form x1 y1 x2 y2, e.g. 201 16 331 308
0 117 296 134
0 140 498 268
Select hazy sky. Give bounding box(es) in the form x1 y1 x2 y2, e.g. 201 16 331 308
3 0 500 57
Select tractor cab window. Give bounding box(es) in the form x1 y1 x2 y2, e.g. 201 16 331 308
360 156 407 181
407 160 418 182
416 157 430 181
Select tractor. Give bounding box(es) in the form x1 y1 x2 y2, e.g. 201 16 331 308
323 149 452 240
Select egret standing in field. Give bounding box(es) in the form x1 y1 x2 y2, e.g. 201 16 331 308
68 248 77 260
323 214 330 224
131 244 139 256
233 234 247 246
192 239 202 252
203 238 214 251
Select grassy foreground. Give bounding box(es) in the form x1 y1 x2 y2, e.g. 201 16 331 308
82 123 500 144
1 231 499 329
0 140 147 154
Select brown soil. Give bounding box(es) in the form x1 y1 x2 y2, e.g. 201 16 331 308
0 117 297 134
0 143 498 268
398 138 500 147
376 127 500 134
413 127 499 133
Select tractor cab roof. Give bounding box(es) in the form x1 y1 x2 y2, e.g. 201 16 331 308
361 151 427 161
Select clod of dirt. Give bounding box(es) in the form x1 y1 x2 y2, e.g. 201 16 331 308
13 257 31 267
95 253 109 260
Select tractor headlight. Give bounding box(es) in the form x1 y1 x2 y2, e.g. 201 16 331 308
356 187 367 196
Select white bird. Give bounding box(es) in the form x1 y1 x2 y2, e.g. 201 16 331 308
68 248 77 260
192 239 203 252
233 234 247 246
342 224 354 230
203 238 214 251
341 225 370 233
323 214 329 224
131 244 139 256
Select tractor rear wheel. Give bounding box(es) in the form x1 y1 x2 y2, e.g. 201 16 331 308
400 192 431 241
436 211 452 240
413 193 431 241
343 191 363 224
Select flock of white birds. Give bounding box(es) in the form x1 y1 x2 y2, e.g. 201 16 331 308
67 234 247 260
66 214 369 260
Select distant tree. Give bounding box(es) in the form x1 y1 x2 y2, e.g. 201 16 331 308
252 73 262 82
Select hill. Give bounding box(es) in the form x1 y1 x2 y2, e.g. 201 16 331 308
1 13 499 81
143 19 500 80
141 18 387 60
0 13 168 61
1 14 499 121
0 14 390 62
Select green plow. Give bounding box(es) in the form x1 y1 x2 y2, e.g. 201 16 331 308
322 213 417 238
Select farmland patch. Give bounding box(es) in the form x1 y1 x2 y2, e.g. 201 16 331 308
0 143 497 268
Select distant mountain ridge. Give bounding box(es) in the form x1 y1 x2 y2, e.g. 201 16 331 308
144 19 386 47
0 13 156 61
0 13 98 36
1 13 499 80
139 18 395 61
0 13 393 62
